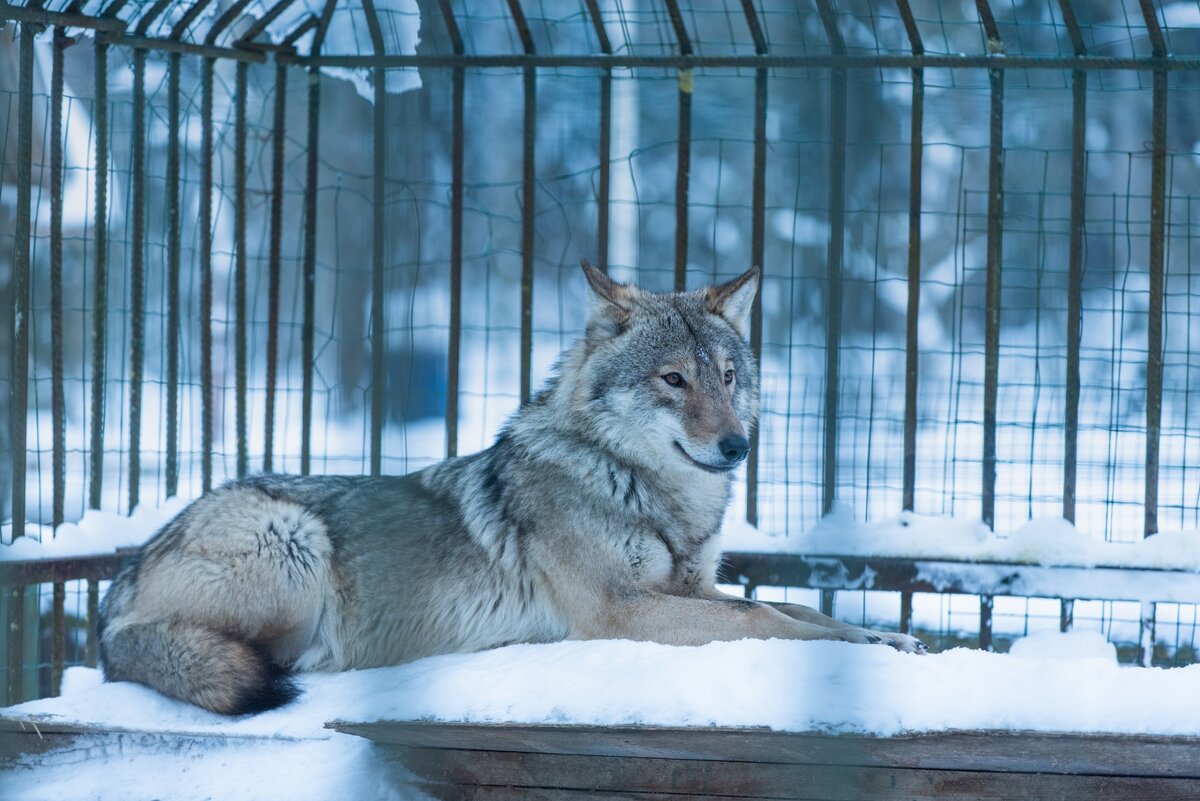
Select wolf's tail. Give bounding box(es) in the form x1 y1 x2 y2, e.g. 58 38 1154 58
99 620 299 716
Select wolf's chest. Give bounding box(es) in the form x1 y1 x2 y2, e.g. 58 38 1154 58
620 527 718 592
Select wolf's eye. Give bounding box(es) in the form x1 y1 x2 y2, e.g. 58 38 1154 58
662 372 686 388
724 369 735 385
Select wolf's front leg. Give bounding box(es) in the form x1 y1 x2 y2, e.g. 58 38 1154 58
762 600 928 654
572 591 902 648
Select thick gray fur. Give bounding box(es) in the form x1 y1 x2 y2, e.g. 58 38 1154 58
99 264 925 715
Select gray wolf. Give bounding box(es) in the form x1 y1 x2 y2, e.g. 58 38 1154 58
99 262 925 715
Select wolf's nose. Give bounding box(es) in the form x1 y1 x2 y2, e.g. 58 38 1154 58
719 434 750 463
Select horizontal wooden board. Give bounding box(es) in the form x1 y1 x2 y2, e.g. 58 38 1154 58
398 746 1200 801
332 721 1200 779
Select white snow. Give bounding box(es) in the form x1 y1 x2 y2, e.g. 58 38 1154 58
5 636 1200 799
0 499 187 561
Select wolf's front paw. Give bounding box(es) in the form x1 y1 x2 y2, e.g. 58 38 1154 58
867 630 928 654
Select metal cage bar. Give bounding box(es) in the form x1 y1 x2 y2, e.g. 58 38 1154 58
1058 0 1087 635
583 0 611 274
362 0 388 474
977 0 1005 653
6 20 35 705
507 0 537 406
1141 0 1167 539
49 23 68 698
815 0 847 619
165 52 182 496
439 0 466 457
200 58 216 494
898 0 924 515
742 0 767 527
128 48 147 509
88 39 109 511
665 0 693 292
264 61 287 474
816 0 846 521
234 62 249 478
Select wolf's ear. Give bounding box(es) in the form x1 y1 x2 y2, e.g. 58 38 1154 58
706 267 759 337
581 259 635 340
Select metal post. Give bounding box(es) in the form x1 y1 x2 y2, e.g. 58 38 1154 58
1058 0 1087 630
362 0 387 473
166 52 182 496
977 0 1005 649
200 57 215 493
300 70 320 475
898 0 924 514
129 48 147 508
583 0 612 273
49 24 68 697
264 61 287 473
741 0 768 526
1140 0 1167 538
234 61 249 478
89 39 109 511
438 0 465 456
665 0 692 292
7 20 35 705
816 0 847 517
507 0 537 405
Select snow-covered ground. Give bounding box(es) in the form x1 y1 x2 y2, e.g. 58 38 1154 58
3 633 1200 800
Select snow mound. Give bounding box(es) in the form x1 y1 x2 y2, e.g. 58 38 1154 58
7 637 1200 738
1008 631 1118 664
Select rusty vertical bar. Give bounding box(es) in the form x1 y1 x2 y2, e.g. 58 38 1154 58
977 0 1005 650
265 61 287 473
816 0 846 518
200 57 215 493
741 0 768 526
50 25 68 697
85 582 99 667
166 52 182 496
50 28 66 527
898 0 924 514
507 0 537 405
128 49 147 508
438 0 465 456
897 0 925 630
234 62 249 478
665 0 692 292
583 0 612 273
1061 0 1086 526
89 39 109 511
362 0 387 473
301 67 320 475
1058 0 1086 632
6 21 34 705
1141 0 1166 538
978 0 1004 530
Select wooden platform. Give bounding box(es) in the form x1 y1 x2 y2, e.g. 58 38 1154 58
331 720 1200 800
5 715 1200 799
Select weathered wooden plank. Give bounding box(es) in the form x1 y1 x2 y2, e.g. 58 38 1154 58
333 721 1200 779
720 552 1200 605
397 746 1200 800
412 784 817 801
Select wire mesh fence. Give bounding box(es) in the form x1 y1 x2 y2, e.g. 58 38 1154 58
2 0 1200 702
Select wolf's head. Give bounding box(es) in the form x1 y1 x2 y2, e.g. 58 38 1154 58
563 260 760 478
